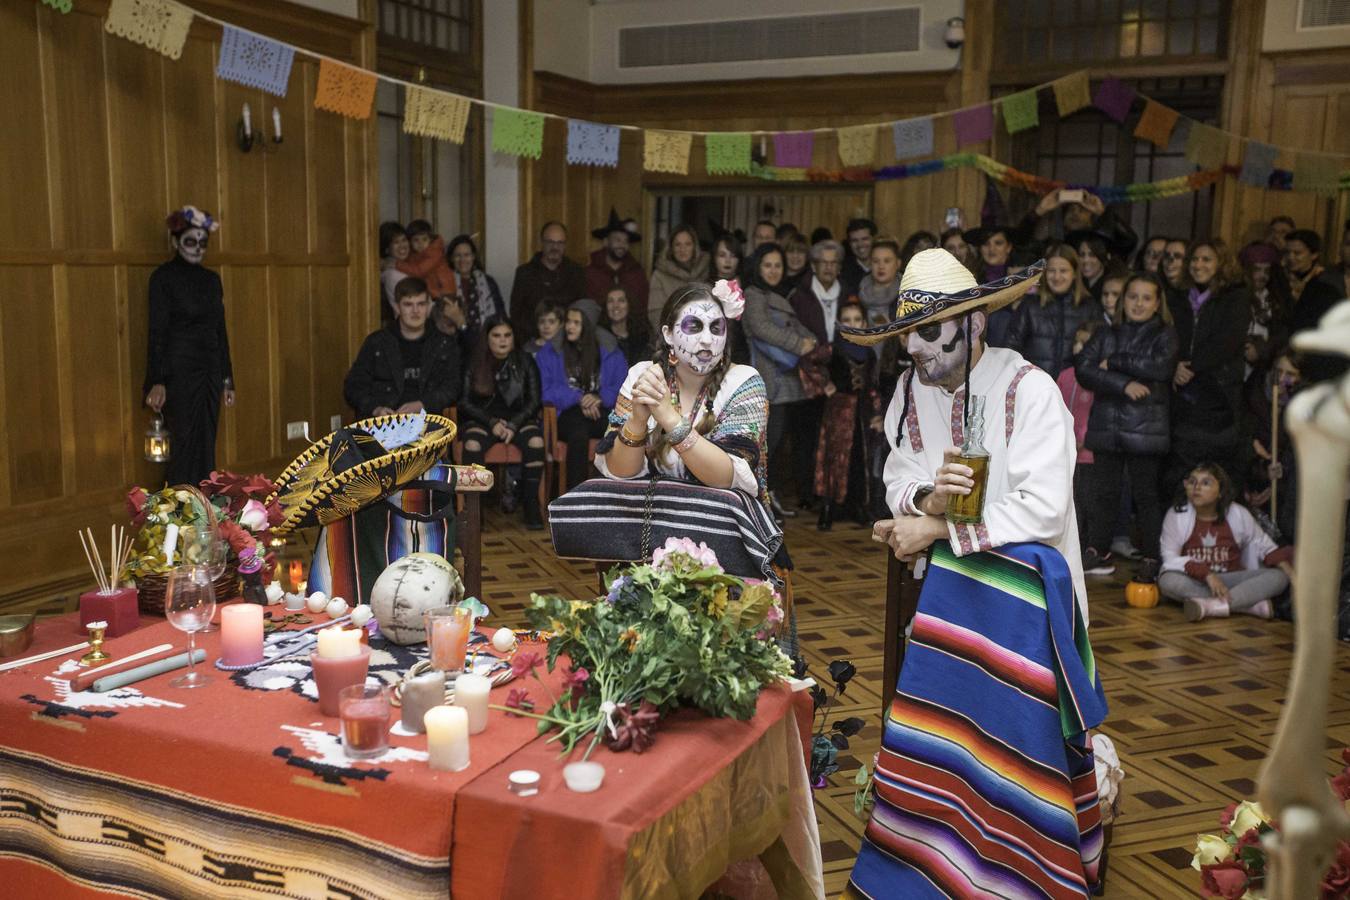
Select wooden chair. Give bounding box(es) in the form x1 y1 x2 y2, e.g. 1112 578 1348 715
447 406 548 513
541 403 601 499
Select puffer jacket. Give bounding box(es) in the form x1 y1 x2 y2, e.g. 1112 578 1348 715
1006 291 1104 376
1075 315 1179 455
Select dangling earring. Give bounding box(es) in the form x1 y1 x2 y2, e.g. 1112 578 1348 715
667 348 678 366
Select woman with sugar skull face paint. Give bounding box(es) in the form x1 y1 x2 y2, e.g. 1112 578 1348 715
143 205 235 486
596 280 774 510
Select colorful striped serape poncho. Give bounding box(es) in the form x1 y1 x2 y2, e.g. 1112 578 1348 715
848 541 1109 899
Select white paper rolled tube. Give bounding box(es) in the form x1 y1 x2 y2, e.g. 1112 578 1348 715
92 649 206 692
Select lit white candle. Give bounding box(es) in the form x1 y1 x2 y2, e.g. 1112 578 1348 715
453 673 490 734
272 106 281 140
424 705 470 771
161 523 179 564
316 625 360 659
242 102 252 136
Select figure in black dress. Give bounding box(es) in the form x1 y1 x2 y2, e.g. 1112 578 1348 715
143 206 235 487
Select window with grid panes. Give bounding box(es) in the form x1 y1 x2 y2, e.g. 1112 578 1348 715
1002 76 1224 245
378 0 473 56
996 0 1228 67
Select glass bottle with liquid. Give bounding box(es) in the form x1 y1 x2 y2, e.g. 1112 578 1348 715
946 394 991 525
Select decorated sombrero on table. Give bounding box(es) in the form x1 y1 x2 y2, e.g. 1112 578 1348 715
267 412 456 534
837 248 1044 346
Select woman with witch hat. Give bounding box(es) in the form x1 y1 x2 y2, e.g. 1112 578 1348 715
842 249 1109 899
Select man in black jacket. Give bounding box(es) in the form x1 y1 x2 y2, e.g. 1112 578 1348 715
509 221 585 343
344 277 461 418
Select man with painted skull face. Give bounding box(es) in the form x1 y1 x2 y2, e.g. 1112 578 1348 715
596 280 775 511
841 248 1108 899
143 205 235 486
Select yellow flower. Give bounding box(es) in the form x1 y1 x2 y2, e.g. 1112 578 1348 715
1190 833 1233 870
708 586 728 619
620 627 641 652
569 600 593 616
549 618 566 637
1230 800 1270 836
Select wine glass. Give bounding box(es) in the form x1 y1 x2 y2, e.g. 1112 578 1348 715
181 526 223 632
165 566 216 688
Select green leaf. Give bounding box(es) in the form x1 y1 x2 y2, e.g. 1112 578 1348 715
853 764 871 786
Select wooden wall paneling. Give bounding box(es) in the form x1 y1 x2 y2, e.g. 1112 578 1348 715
272 266 313 457
1 2 53 249
310 72 351 256
222 265 274 465
163 33 222 237
311 266 352 432
123 264 162 490
65 266 125 494
263 67 310 255
106 31 169 253
1264 89 1331 230
47 9 114 251
0 266 63 506
219 78 268 255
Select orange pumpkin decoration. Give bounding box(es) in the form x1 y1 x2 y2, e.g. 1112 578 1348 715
1125 581 1160 609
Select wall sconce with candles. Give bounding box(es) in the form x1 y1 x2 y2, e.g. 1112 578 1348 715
237 103 284 153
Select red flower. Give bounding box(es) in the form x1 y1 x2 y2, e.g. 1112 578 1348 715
1200 861 1249 900
266 499 285 528
1234 828 1262 852
1220 802 1237 829
1322 841 1350 899
218 520 257 556
503 688 533 716
126 487 148 526
509 651 542 678
1334 770 1350 803
606 700 660 753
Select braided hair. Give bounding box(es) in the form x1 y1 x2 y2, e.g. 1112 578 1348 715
648 283 731 462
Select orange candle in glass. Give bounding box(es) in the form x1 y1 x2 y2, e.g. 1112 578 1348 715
426 607 471 673
288 561 304 591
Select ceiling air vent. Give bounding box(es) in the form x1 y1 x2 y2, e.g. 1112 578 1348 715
1300 0 1350 27
617 8 922 69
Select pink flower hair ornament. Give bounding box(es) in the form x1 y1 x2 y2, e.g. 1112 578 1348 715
712 279 745 321
165 205 219 235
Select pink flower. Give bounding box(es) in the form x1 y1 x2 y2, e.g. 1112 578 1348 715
712 279 745 320
562 666 589 689
1199 861 1249 900
651 536 720 571
239 499 270 531
766 604 784 626
503 688 533 716
509 650 542 678
125 487 148 527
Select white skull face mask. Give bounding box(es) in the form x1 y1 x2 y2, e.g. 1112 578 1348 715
904 317 970 387
662 299 727 375
176 227 208 265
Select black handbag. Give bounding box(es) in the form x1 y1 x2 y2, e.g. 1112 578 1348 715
547 477 783 584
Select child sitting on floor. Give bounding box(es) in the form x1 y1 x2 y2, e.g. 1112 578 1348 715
1159 462 1295 621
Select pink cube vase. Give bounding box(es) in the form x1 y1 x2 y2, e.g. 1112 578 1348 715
79 587 141 638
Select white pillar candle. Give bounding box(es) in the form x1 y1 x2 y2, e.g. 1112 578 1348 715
161 524 179 563
453 673 491 734
316 625 360 659
424 705 470 771
220 604 264 666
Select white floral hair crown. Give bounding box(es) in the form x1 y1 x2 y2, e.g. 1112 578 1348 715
711 279 745 320
166 205 219 235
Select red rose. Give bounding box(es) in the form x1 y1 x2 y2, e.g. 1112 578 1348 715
1333 770 1350 803
125 487 148 526
1220 802 1237 830
1234 828 1262 852
266 499 284 528
242 473 278 499
1200 861 1249 900
218 520 256 556
1322 842 1350 899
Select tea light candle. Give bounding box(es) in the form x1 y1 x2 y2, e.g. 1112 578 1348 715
284 592 305 611
220 604 264 666
453 672 491 734
424 705 470 772
508 769 540 797
400 670 445 734
563 761 605 793
316 625 360 659
264 582 284 606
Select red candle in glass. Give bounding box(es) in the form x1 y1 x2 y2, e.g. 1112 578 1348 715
310 645 371 717
339 684 390 760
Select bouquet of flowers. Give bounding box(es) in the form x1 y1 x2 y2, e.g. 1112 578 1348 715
124 471 281 582
1194 748 1350 899
497 537 792 759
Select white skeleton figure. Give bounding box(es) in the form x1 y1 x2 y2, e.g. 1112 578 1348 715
661 298 727 375
280 725 428 767
1259 300 1350 899
45 662 184 711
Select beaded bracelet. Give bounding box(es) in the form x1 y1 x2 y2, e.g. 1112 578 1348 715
673 430 699 454
667 417 693 447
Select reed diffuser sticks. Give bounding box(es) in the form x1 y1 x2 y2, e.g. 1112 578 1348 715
79 526 132 594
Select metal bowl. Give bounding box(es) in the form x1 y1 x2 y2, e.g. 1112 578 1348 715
0 614 37 658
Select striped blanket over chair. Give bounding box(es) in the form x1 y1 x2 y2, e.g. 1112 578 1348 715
848 541 1109 900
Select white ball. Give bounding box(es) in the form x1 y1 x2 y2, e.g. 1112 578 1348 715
491 627 517 653
325 597 349 618
306 592 328 614
349 604 373 627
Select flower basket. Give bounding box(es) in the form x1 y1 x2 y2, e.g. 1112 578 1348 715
131 483 241 615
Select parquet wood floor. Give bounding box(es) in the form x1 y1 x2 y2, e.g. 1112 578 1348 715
480 503 1350 899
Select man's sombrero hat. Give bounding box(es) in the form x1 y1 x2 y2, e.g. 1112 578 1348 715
591 207 641 242
838 248 1044 346
266 412 455 534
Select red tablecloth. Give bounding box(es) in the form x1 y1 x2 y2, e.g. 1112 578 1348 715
0 608 820 899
